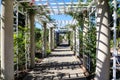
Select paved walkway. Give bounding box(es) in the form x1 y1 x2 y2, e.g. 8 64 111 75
24 45 87 80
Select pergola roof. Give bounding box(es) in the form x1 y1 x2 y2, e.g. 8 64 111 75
18 0 90 14
34 0 89 15
17 0 92 28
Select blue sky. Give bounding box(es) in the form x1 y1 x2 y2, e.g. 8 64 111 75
35 14 73 29
51 14 72 21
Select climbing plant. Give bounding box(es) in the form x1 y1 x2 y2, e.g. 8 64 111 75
67 11 83 26
67 4 97 73
84 26 96 73
35 28 42 53
14 26 29 70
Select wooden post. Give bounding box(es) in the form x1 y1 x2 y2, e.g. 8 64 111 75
29 13 35 68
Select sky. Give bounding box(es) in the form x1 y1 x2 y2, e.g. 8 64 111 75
35 14 73 29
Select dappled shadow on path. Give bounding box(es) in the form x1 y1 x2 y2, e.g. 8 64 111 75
32 62 85 80
24 45 87 80
24 61 86 80
49 54 74 57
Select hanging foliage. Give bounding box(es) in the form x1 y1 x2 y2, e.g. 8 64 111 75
67 11 83 26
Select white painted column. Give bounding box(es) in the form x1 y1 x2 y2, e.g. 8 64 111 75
49 27 52 51
75 26 80 56
95 0 110 80
112 0 117 79
1 0 14 80
73 27 76 54
42 22 47 57
83 18 88 37
29 13 35 68
52 29 55 49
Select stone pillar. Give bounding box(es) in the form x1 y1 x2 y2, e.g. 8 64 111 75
29 13 35 68
95 0 110 80
42 22 47 57
1 0 14 80
49 27 52 51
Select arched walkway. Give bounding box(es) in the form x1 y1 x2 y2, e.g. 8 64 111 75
0 0 120 80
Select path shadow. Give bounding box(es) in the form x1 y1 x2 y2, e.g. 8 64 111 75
24 45 87 80
49 54 74 57
24 61 86 80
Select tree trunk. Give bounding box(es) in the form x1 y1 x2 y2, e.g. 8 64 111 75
95 0 110 80
1 0 14 80
29 13 35 68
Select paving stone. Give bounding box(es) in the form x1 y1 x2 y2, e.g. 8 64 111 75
24 46 87 80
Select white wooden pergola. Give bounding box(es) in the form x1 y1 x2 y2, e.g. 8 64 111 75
18 0 90 28
0 0 120 80
18 0 120 80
